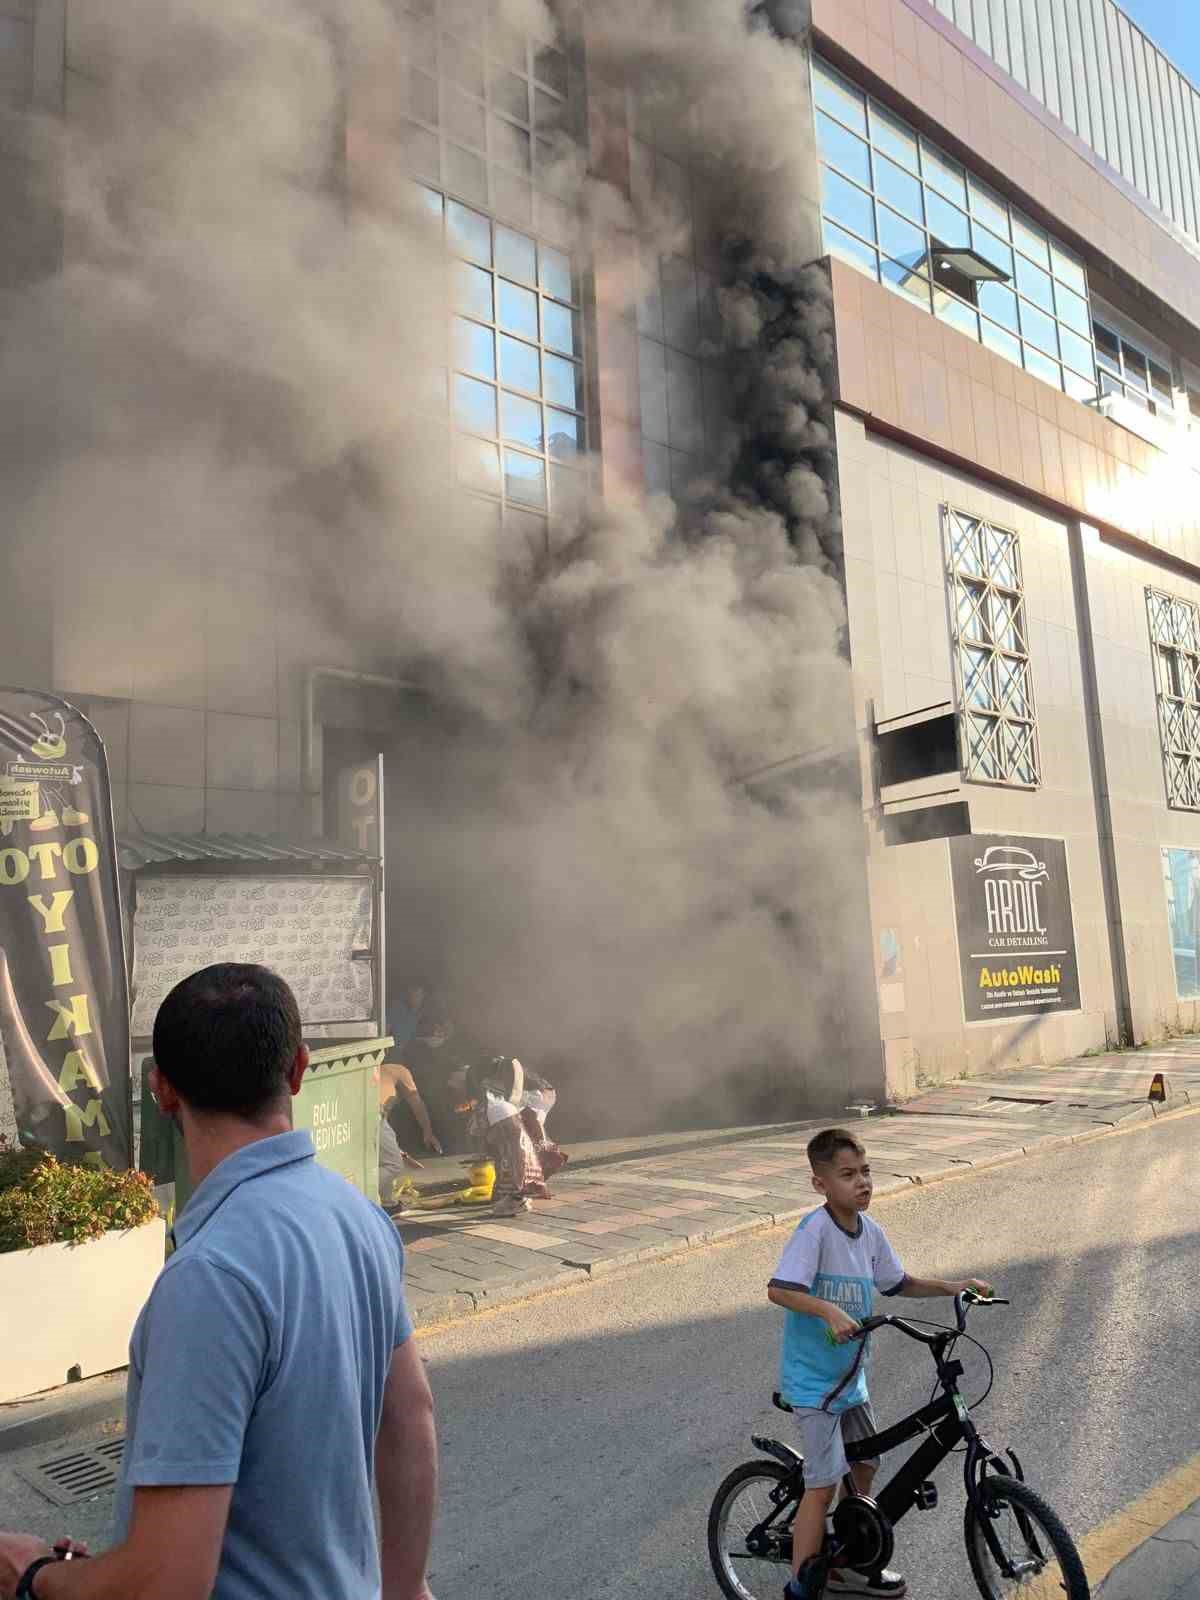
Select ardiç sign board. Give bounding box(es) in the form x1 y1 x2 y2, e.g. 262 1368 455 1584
0 690 131 1166
950 834 1080 1023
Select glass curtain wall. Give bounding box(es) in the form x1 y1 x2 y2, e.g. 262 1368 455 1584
813 56 1098 405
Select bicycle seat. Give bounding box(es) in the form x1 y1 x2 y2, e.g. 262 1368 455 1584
772 1391 795 1413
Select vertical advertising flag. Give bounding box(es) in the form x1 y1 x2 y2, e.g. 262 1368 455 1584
0 689 131 1166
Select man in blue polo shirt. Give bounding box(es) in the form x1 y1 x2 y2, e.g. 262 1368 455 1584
0 963 437 1600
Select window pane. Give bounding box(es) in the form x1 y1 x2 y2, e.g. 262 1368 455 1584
1019 298 1059 356
504 448 547 507
542 299 579 356
550 463 586 517
813 57 867 135
869 99 919 172
982 319 1023 366
454 261 494 319
1094 321 1121 366
881 256 931 311
539 246 573 302
921 137 967 206
498 278 539 338
492 115 531 172
459 436 501 493
816 111 871 186
1014 253 1054 313
533 45 568 96
543 351 582 409
971 220 1014 279
454 317 496 378
500 333 540 393
547 408 584 458
874 152 923 222
822 218 879 277
443 37 485 97
501 389 543 448
821 167 875 241
447 200 492 264
454 373 497 434
1012 210 1050 269
445 85 486 149
1150 361 1174 408
925 191 970 248
877 205 926 269
1058 325 1095 378
1054 281 1091 338
1023 345 1063 389
412 183 444 219
1063 367 1097 403
936 292 980 341
1121 341 1149 390
968 175 1009 237
491 69 529 123
495 225 536 284
1049 240 1087 295
977 280 1019 332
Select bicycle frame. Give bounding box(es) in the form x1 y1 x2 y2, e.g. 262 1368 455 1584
753 1348 1030 1581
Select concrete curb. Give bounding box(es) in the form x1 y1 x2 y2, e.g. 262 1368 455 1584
6 1097 1197 1448
407 1098 1200 1332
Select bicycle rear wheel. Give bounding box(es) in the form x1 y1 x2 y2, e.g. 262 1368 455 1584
708 1459 799 1600
964 1474 1090 1598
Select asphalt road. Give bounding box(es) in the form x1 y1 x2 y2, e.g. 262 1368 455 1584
3 1113 1196 1598
421 1112 1199 1599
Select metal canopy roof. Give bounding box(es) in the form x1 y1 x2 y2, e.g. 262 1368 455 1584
118 830 379 871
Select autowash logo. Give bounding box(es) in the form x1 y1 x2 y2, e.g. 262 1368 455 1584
972 845 1063 993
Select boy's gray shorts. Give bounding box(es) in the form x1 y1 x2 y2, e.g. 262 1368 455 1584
794 1403 879 1488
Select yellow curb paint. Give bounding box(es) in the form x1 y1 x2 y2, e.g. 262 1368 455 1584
1075 1450 1200 1589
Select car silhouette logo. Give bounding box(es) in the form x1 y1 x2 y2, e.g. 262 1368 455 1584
972 845 1047 881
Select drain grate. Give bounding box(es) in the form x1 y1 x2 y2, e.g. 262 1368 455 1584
17 1438 125 1506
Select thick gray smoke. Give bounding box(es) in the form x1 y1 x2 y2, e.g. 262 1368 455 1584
0 0 877 1133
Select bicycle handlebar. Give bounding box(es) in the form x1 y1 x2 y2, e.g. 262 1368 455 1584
844 1291 1009 1346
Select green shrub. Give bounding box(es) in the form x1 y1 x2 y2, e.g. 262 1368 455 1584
0 1137 158 1254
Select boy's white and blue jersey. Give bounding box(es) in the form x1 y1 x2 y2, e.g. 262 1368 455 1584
770 1206 907 1412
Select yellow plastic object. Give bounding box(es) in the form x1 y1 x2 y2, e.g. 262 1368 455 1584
405 1161 496 1210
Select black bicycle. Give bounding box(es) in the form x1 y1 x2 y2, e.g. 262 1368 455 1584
708 1292 1089 1599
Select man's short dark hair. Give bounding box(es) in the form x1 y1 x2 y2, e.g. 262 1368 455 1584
152 963 302 1119
807 1127 866 1171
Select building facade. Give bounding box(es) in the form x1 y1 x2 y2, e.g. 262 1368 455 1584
3 0 1200 1129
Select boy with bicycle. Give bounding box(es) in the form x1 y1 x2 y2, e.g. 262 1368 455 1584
767 1128 992 1599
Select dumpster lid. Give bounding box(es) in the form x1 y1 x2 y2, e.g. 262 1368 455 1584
119 829 379 871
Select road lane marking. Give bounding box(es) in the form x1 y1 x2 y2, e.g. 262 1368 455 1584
1076 1449 1200 1589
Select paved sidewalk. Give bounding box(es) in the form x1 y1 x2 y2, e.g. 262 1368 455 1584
1097 1497 1200 1597
395 1040 1200 1327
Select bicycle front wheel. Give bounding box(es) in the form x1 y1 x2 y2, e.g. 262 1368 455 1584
708 1459 799 1600
964 1474 1090 1598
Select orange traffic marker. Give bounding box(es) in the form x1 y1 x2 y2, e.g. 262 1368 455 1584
1148 1072 1168 1104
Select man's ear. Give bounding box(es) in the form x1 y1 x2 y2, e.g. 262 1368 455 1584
149 1062 181 1119
810 1169 827 1197
286 1043 310 1098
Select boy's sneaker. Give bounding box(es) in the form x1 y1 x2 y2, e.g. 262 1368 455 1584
825 1569 907 1596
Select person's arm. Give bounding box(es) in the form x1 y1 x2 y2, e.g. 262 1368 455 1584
376 1339 438 1600
388 1064 442 1154
1 1485 233 1600
767 1284 860 1342
891 1274 993 1298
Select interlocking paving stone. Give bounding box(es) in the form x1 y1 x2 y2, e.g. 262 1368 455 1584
463 1223 569 1250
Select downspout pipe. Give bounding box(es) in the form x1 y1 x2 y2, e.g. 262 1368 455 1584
301 667 423 797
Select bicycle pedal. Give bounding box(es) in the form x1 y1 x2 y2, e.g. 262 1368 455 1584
914 1481 938 1510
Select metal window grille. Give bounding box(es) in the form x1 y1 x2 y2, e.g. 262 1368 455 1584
1147 587 1200 810
945 507 1041 787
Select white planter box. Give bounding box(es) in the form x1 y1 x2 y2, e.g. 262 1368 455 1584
0 1219 166 1402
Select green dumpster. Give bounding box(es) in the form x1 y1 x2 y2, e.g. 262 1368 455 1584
144 1037 393 1220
